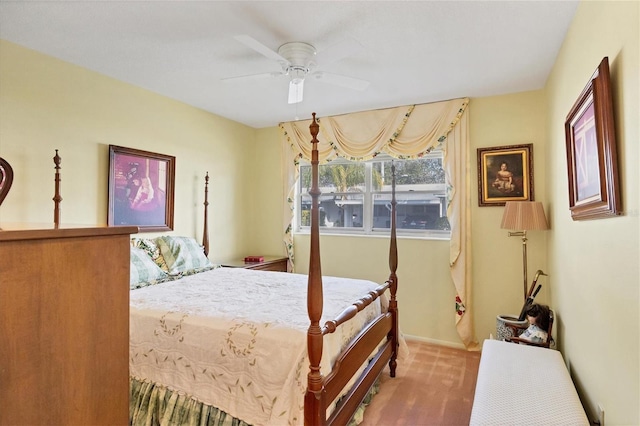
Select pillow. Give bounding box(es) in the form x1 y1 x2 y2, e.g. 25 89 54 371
131 237 169 272
130 246 169 289
155 236 213 275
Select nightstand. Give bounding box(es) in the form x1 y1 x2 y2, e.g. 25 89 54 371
220 255 288 272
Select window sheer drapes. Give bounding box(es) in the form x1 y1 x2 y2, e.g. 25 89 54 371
279 97 478 349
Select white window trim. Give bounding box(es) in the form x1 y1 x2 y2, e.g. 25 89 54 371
296 153 451 240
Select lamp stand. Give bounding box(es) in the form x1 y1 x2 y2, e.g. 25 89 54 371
508 230 528 301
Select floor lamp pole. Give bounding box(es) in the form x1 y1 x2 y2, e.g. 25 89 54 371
509 230 528 301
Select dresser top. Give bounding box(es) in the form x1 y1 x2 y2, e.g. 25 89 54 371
0 223 138 241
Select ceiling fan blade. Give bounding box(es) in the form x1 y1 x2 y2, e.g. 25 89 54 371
315 38 363 67
311 71 370 91
234 35 288 64
288 79 304 104
221 71 282 82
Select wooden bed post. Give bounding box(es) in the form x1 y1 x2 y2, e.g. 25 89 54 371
53 149 62 228
202 172 210 256
388 162 399 377
305 113 326 426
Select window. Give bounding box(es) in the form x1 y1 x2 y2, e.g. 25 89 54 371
297 153 450 238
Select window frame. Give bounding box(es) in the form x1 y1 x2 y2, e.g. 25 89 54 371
296 152 451 240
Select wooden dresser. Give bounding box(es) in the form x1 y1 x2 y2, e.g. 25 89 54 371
220 255 288 272
0 224 137 425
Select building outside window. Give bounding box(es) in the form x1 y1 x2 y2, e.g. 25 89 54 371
297 152 450 239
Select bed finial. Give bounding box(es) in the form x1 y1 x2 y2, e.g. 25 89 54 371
202 172 210 256
310 112 319 140
53 149 62 228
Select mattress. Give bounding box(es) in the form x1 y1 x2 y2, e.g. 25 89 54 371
129 267 387 426
469 339 589 425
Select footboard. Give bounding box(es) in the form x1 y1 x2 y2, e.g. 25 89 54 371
325 312 394 425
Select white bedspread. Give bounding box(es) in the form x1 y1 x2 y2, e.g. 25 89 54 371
130 267 387 426
470 339 589 425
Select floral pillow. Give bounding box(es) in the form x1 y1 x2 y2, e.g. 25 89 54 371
130 246 169 290
131 237 169 273
155 236 214 276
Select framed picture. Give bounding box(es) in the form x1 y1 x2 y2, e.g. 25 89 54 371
108 145 175 232
565 57 621 220
477 144 534 206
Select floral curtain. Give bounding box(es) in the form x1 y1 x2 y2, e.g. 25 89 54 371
443 108 480 350
279 98 478 349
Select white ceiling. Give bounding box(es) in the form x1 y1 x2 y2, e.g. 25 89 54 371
0 1 578 129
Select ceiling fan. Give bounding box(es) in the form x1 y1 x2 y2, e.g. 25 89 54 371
224 35 370 104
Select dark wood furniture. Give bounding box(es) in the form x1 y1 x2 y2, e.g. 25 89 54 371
221 255 288 272
0 156 13 206
0 224 137 425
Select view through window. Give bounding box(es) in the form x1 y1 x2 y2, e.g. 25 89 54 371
298 153 450 238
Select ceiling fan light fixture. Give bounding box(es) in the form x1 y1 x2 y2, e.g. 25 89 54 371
288 66 307 84
288 78 304 104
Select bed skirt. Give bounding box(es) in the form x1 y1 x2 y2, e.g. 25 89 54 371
130 377 249 426
130 376 379 426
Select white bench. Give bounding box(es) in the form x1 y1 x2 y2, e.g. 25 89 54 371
470 339 589 425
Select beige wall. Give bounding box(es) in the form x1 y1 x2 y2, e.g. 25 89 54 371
250 126 288 257
544 1 639 424
468 91 549 340
0 39 257 262
294 234 460 345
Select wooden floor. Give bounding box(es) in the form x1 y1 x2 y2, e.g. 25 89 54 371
360 340 481 426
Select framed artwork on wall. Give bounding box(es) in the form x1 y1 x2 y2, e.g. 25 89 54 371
565 57 621 220
108 145 175 232
477 143 534 207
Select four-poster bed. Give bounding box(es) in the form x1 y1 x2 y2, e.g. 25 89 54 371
127 113 400 425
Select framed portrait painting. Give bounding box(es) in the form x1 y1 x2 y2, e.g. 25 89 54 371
565 57 621 220
477 144 534 206
108 145 175 232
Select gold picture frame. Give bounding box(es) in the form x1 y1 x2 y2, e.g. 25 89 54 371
477 144 534 207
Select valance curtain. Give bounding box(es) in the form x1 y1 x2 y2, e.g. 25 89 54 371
279 98 478 350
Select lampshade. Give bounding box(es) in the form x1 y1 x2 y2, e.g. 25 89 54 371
501 201 549 231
